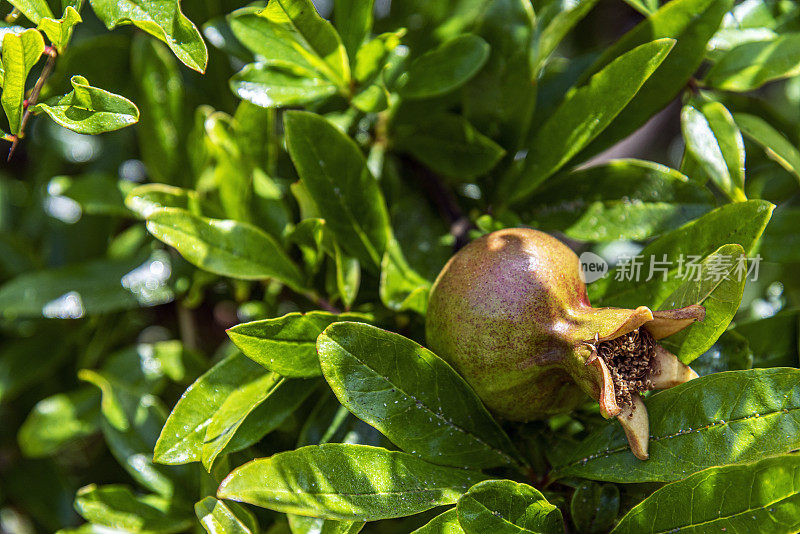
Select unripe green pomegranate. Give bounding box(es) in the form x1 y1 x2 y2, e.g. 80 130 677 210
425 228 704 460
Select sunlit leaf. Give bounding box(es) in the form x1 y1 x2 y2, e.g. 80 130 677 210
217 444 488 520
284 111 391 269
575 0 732 159
88 0 207 71
705 34 800 91
681 101 746 201
318 322 524 469
145 208 305 290
611 455 800 533
74 484 192 533
589 200 774 308
195 497 258 534
657 244 747 363
1 29 45 134
35 75 139 134
457 480 562 534
552 368 800 483
228 310 370 378
154 352 265 465
231 61 339 108
38 6 81 51
7 0 53 24
498 39 674 203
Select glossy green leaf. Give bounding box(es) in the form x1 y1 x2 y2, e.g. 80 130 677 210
734 112 800 182
18 387 100 458
1 29 45 134
75 484 192 533
706 34 800 91
657 244 747 363
35 75 140 134
589 200 774 308
231 62 339 108
456 480 563 534
318 322 523 469
228 7 316 70
334 0 374 60
132 36 185 186
288 514 365 534
88 0 207 72
499 39 674 203
154 352 265 465
570 482 619 534
552 368 800 483
195 497 258 534
574 0 731 159
284 110 391 269
38 6 81 51
7 0 53 23
200 370 278 468
527 159 714 242
411 509 464 534
125 184 207 219
399 34 490 99
202 375 316 470
216 444 488 520
379 237 430 315
681 101 746 201
263 0 351 86
145 208 305 289
0 250 174 319
393 113 505 178
228 310 370 378
611 455 800 533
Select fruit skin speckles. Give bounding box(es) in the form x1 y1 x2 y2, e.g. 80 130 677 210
425 227 705 460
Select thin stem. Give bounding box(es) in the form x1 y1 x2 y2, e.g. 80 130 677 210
8 46 57 160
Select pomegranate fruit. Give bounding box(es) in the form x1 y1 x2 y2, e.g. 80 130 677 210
425 228 705 460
